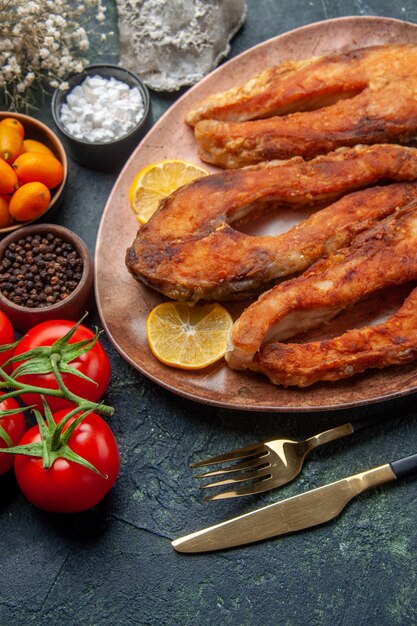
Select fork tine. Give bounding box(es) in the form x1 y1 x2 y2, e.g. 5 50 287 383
190 442 267 468
203 471 274 501
194 454 270 478
200 468 272 491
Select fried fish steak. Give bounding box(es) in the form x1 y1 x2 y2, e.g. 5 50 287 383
226 200 417 370
186 45 417 126
250 285 417 387
126 145 417 303
186 45 417 168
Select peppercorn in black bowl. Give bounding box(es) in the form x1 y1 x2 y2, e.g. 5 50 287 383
0 224 93 331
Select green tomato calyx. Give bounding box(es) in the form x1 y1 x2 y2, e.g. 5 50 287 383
0 398 107 478
0 316 114 417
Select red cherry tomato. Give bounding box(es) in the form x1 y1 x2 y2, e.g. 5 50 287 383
0 394 26 475
14 409 120 512
0 309 15 368
12 320 111 412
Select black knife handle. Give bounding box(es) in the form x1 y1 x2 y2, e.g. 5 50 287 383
390 453 417 479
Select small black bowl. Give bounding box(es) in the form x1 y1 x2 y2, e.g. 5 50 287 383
51 64 151 171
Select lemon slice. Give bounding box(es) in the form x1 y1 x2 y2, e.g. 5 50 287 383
129 159 209 224
146 302 233 369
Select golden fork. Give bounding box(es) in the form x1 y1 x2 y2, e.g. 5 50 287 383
191 417 386 500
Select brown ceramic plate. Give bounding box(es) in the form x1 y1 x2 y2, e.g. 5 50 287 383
95 16 417 412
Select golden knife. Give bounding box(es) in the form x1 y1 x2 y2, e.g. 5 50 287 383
172 453 417 553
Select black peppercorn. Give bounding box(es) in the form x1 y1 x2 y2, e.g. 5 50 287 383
0 233 84 308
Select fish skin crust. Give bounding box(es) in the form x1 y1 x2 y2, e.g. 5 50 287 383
187 45 417 168
250 286 417 387
226 200 417 370
126 145 417 303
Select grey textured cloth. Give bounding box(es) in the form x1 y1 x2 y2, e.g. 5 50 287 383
118 0 246 91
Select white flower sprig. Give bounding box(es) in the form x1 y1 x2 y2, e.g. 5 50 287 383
0 0 113 111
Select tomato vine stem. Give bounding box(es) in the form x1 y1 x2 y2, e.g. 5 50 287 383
0 359 114 416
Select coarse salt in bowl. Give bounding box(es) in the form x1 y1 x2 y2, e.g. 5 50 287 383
60 74 145 143
51 65 151 171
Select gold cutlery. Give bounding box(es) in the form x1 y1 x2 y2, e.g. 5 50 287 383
191 417 393 499
173 452 417 553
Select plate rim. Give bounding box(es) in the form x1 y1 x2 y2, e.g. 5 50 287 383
95 14 417 412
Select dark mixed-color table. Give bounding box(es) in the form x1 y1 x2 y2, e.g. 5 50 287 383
1 1 416 624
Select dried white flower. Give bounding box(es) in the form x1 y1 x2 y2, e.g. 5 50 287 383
0 0 113 110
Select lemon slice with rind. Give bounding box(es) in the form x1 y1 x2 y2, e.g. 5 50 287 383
146 302 233 369
129 160 208 224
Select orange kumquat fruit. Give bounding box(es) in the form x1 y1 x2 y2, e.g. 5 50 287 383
9 182 51 222
0 125 24 164
0 117 25 138
0 158 18 194
23 139 55 157
0 194 12 228
13 152 64 189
